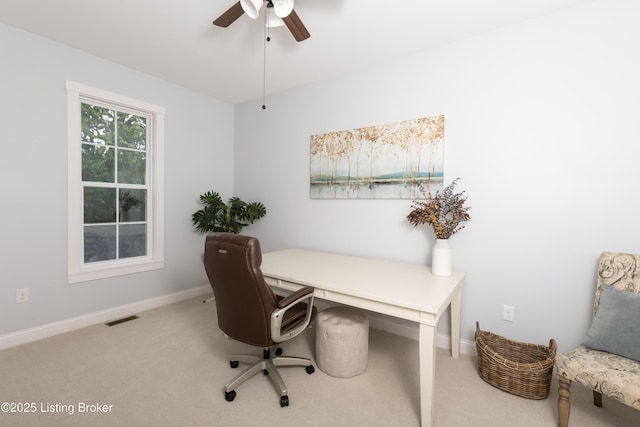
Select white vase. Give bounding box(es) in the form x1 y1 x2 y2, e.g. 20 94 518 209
431 239 452 276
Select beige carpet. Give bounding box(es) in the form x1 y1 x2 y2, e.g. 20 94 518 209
1 296 638 426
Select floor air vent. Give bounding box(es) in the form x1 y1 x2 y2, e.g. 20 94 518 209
105 315 139 327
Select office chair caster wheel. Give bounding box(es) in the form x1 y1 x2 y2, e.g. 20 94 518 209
225 390 236 402
305 365 315 374
280 395 289 407
275 347 283 356
230 361 239 368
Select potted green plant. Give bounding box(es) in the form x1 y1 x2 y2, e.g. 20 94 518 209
192 191 267 234
406 178 470 276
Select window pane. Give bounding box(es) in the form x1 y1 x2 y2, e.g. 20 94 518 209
82 144 115 182
120 189 146 222
118 150 146 184
81 104 114 145
119 224 147 258
84 225 116 262
118 113 147 150
69 82 165 282
84 187 116 223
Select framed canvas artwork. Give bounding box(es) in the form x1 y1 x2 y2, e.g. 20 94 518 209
310 115 444 199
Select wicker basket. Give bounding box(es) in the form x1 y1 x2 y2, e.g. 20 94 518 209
475 322 557 399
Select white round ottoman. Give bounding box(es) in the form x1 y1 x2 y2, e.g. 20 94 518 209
315 306 369 378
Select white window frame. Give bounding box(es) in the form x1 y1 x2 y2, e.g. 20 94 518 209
66 81 165 283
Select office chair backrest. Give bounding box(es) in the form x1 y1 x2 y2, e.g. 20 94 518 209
204 233 279 347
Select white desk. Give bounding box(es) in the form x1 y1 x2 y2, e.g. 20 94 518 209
261 249 465 427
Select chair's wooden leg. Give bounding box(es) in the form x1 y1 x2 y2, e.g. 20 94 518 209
558 375 572 427
593 390 603 407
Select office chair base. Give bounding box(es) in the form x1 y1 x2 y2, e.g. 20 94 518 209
224 390 236 402
224 347 314 407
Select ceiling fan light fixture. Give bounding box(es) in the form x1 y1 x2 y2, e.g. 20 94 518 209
240 0 263 19
273 0 294 18
213 0 309 42
266 13 285 28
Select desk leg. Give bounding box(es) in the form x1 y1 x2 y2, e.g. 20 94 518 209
450 288 462 359
419 322 437 427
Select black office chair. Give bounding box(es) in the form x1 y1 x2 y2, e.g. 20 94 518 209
203 233 316 407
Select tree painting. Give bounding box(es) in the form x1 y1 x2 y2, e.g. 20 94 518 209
310 115 444 199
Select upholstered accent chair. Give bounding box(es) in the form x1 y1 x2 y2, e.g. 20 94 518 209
555 252 640 427
203 233 316 407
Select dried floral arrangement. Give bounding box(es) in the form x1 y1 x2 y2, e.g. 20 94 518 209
406 178 471 239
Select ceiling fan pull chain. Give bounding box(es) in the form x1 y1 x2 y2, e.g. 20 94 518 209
262 6 270 110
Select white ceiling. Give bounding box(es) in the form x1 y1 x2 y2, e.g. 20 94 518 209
1 0 591 104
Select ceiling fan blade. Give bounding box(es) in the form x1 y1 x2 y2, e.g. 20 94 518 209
283 9 310 41
213 1 245 27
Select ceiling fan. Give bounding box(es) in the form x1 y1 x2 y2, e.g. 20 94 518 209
213 0 310 42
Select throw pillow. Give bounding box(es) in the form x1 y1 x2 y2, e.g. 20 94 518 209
582 284 640 361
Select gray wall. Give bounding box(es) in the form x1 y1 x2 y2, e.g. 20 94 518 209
233 0 640 352
0 24 234 335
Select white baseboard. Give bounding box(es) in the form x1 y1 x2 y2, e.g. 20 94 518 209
2 285 476 356
0 285 211 350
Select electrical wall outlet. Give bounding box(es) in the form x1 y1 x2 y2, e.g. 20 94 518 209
502 304 515 322
16 288 29 303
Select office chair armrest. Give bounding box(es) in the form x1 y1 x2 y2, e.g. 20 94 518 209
277 286 314 309
271 286 315 343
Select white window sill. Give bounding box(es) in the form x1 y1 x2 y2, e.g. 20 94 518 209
68 259 165 284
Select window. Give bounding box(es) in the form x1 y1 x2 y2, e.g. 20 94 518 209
67 81 165 283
